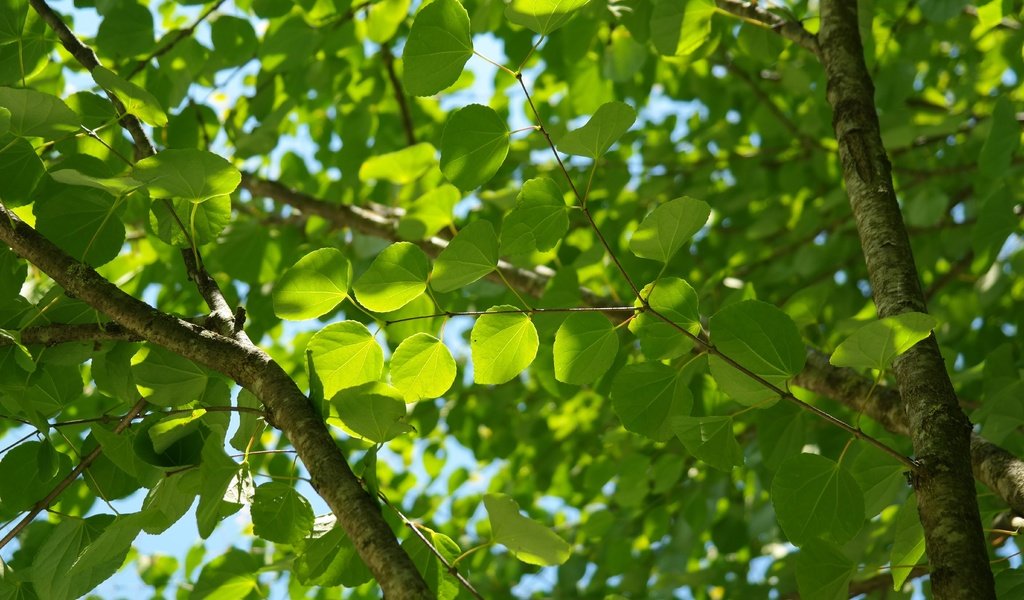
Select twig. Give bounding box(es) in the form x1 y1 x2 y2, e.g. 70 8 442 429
126 0 228 79
0 397 149 552
714 0 821 59
380 44 416 146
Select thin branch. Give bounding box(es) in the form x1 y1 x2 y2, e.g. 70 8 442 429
724 58 824 151
126 0 229 79
714 0 821 59
0 397 148 552
379 492 485 600
0 204 432 598
29 0 239 335
384 305 638 326
380 44 416 146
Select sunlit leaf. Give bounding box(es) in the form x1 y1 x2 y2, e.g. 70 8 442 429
651 0 717 56
505 0 590 35
440 104 509 190
133 149 240 203
629 196 710 263
500 177 569 255
92 66 167 127
553 312 618 384
483 493 571 566
890 494 926 590
471 305 538 384
0 87 80 139
307 321 384 399
251 482 315 544
353 242 430 312
390 334 457 402
402 0 473 96
332 382 413 443
273 248 351 320
431 220 499 292
359 143 437 184
556 101 636 159
830 312 938 370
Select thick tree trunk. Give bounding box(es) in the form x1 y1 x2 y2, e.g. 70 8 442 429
818 1 995 598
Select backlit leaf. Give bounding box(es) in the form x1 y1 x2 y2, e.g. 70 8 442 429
505 0 590 35
307 321 384 398
332 382 413 443
483 493 571 566
133 149 240 203
390 334 457 401
440 104 509 190
471 305 538 384
629 196 710 263
651 0 717 56
273 248 351 320
500 177 569 255
92 66 167 127
359 143 437 184
830 312 939 371
402 0 473 96
890 494 926 590
431 220 499 292
353 242 430 312
553 312 618 384
556 101 636 159
671 415 743 471
251 482 315 544
629 278 701 360
0 87 80 139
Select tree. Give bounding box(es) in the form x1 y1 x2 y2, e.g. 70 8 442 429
0 0 1021 597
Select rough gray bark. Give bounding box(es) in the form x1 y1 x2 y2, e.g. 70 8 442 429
818 1 995 597
0 205 433 600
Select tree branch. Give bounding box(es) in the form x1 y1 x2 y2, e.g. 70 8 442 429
819 1 995 596
0 205 432 598
239 173 1024 518
380 44 416 146
0 397 149 551
714 0 821 59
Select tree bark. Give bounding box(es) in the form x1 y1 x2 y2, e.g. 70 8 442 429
818 1 995 597
0 205 432 600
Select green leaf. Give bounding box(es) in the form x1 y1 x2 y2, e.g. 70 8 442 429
629 196 710 263
30 515 115 600
273 248 351 320
0 87 80 139
440 104 509 190
650 0 717 56
402 0 473 96
192 548 259 599
505 0 590 35
556 101 636 159
795 539 856 600
95 1 152 58
132 346 209 408
553 312 618 384
0 441 70 512
390 333 457 401
92 66 167 127
500 177 569 255
65 512 150 597
359 142 437 184
980 97 1018 180
402 527 461 600
331 382 413 443
709 300 806 405
148 409 208 454
352 242 430 312
0 106 10 136
251 482 315 544
150 196 232 247
294 526 372 587
629 278 701 360
830 312 938 371
133 149 240 203
33 187 126 267
890 494 926 590
771 453 865 546
483 493 571 566
612 362 692 442
367 0 413 43
307 321 384 399
0 136 44 207
49 169 142 195
431 220 499 292
849 445 908 518
670 415 743 471
210 15 258 66
471 305 539 384
398 184 459 240
196 433 240 539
